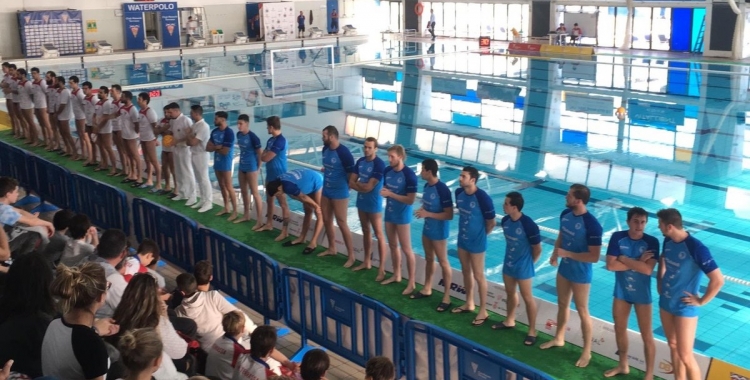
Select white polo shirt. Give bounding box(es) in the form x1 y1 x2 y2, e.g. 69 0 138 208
171 113 193 148
32 79 48 109
56 88 75 121
190 119 210 155
118 103 140 140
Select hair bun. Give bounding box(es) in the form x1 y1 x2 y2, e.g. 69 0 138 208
118 330 138 354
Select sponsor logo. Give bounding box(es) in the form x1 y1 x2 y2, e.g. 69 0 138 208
545 319 570 332
731 373 749 380
438 279 466 295
659 360 674 375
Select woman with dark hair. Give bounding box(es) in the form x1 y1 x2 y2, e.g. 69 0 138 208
0 252 56 379
110 273 188 380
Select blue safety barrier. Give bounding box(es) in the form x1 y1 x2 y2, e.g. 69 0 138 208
282 268 401 377
0 140 11 177
28 155 75 213
132 198 202 272
72 173 129 232
404 320 555 380
4 145 33 189
199 228 283 323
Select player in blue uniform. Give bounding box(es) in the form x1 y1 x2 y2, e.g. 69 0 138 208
234 114 264 228
656 208 723 380
258 116 289 239
492 192 541 346
451 167 496 326
412 159 453 312
318 126 357 267
206 111 238 221
349 137 387 279
265 169 325 255
380 145 418 295
604 207 660 379
541 184 602 368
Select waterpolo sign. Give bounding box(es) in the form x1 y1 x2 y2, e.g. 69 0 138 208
122 2 180 50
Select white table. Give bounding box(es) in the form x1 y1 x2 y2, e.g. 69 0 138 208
548 33 568 45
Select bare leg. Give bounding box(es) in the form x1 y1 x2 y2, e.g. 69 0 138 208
274 194 289 241
396 224 416 295
248 171 263 228
100 134 117 174
605 299 632 377
354 209 373 272
519 278 538 337
453 248 475 312
307 190 325 248
59 120 77 158
572 282 593 367
635 303 655 380
380 222 402 285
76 119 90 161
502 274 519 327
318 196 337 256
675 314 701 380
331 198 355 267
161 151 173 191
236 171 251 223
470 253 488 320
660 309 686 380
540 274 572 349
432 239 451 306
113 131 128 174
21 109 39 146
143 140 161 187
420 236 436 296
125 139 141 180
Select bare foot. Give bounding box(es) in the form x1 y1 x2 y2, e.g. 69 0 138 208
604 365 630 378
257 223 274 232
289 238 304 245
317 250 337 257
540 338 565 350
375 271 386 282
216 209 229 216
401 284 415 295
343 257 356 268
353 262 371 271
575 352 591 368
380 276 401 285
234 216 251 224
227 213 238 222
274 231 288 241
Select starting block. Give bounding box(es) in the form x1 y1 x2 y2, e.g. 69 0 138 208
272 29 288 41
96 40 113 55
343 25 357 36
41 43 60 58
144 36 162 51
191 35 207 47
234 32 248 44
308 27 323 38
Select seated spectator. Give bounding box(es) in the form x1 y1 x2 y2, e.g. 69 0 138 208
174 273 257 349
0 252 56 379
59 214 98 267
205 311 250 379
300 349 329 380
89 229 129 319
110 273 189 380
194 260 213 291
0 228 9 275
232 326 279 380
43 208 75 265
365 357 395 380
41 263 120 380
116 328 164 380
0 177 54 254
123 238 159 282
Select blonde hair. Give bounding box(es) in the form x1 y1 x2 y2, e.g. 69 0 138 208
387 144 405 159
118 328 163 376
222 310 246 336
50 263 107 313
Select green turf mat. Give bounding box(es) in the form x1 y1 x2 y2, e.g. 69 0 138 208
1 130 655 379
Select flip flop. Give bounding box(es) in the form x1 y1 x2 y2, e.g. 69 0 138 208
131 182 144 188
302 247 315 255
436 302 452 312
471 317 489 327
409 291 431 300
524 335 537 346
149 188 161 193
282 240 303 247
451 306 474 314
491 322 516 330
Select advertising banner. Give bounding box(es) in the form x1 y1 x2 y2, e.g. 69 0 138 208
124 12 145 50
122 2 179 50
18 10 85 57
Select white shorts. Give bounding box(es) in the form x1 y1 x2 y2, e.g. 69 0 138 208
33 98 47 109
74 109 86 121
111 119 121 132
139 127 156 142
99 122 113 134
121 125 139 140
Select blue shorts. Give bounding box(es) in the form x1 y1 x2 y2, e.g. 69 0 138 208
457 240 487 255
384 210 412 225
423 220 449 241
239 162 259 173
659 296 698 317
502 262 534 281
323 182 349 200
214 155 233 172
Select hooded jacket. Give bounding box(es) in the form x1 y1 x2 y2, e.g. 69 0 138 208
175 290 258 349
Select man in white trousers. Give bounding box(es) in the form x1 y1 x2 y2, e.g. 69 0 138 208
166 102 196 204
185 105 213 213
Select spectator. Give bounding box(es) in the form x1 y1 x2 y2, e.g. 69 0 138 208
365 357 395 380
89 229 129 318
205 311 250 379
0 228 9 277
194 260 212 291
41 263 119 379
0 177 54 251
43 208 75 265
300 349 329 380
174 273 256 349
232 326 279 379
117 328 164 380
110 273 189 379
59 214 98 267
122 238 160 283
0 252 56 379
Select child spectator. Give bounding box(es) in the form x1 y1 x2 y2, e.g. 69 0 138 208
233 326 278 380
43 208 75 264
194 260 213 291
123 238 160 282
59 214 98 267
0 177 53 253
299 349 329 380
117 328 164 380
205 311 250 379
365 357 395 380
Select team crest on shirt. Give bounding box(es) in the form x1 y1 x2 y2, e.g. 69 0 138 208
515 227 521 235
470 202 476 208
639 246 646 253
397 177 403 183
575 223 582 230
430 193 436 199
367 166 372 172
331 157 337 163
678 251 686 259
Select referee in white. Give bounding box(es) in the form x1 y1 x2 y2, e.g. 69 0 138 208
166 102 196 204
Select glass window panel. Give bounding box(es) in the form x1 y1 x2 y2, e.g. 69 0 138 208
478 141 496 165
587 161 611 189
496 144 518 170
446 135 464 158
415 128 434 151
588 133 618 151
566 158 589 184
543 153 569 180
630 140 673 160
480 3 494 39
366 119 381 138
508 4 523 35
654 174 686 205
433 3 443 34
608 165 632 194
390 3 400 32
614 7 629 50
631 169 656 199
632 7 653 50
455 3 469 38
372 100 397 113
588 120 618 136
455 54 469 73
561 115 587 132
522 4 530 34
345 116 356 136
494 4 508 41
653 8 671 51
378 122 397 144
354 117 369 138
468 3 481 38
444 3 456 37
432 132 449 155
452 99 481 115
598 7 616 47
462 137 479 161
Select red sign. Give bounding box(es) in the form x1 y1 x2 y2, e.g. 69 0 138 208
149 89 162 98
479 36 491 47
508 42 541 52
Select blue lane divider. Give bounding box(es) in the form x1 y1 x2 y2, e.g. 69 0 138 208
199 228 283 324
282 268 402 378
404 320 555 380
71 173 129 232
132 198 202 272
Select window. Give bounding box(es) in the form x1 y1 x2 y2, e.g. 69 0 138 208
361 71 402 114
343 115 398 145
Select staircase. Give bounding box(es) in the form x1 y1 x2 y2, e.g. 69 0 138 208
692 15 705 53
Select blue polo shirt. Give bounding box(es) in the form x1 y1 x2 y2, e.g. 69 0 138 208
659 234 718 317
501 214 541 280
279 169 323 197
456 187 495 254
557 209 603 284
354 156 385 213
264 134 288 182
211 127 235 172
383 165 418 225
421 181 453 241
607 230 660 304
322 144 355 200
237 130 262 173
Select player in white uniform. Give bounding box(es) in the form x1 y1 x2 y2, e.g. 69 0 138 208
30 68 54 150
45 71 61 151
9 65 29 141
81 81 99 167
136 92 161 192
16 69 40 146
69 76 91 163
109 84 129 177
166 102 196 203
53 76 78 159
1 63 21 139
185 105 213 213
94 86 118 175
118 91 142 185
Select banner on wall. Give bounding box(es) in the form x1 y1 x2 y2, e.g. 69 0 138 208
122 2 179 50
18 10 85 57
124 12 146 50
261 2 296 40
160 12 181 48
246 3 261 39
